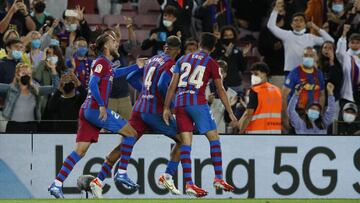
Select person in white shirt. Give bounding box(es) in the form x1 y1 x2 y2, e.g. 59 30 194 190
336 24 360 107
267 0 334 78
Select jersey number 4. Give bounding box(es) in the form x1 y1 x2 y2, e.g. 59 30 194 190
144 66 156 91
178 62 205 89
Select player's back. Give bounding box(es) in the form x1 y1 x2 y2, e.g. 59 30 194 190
175 50 221 107
82 56 113 109
134 53 174 113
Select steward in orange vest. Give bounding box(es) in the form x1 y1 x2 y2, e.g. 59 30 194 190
238 62 282 134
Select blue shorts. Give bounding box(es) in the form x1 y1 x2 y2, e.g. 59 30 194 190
84 108 128 133
129 111 177 137
175 104 217 134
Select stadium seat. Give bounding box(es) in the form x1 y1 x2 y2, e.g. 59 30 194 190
84 14 103 26
134 15 159 29
67 0 97 14
134 29 150 42
103 15 128 27
138 0 161 14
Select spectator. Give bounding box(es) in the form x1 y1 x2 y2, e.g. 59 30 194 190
305 0 327 33
141 5 183 56
97 0 124 17
184 38 199 54
30 0 54 30
288 83 336 134
45 0 67 19
231 0 269 39
46 72 86 133
0 0 36 48
238 62 282 134
66 37 92 89
337 102 360 134
33 45 67 114
211 25 248 93
26 31 45 69
344 0 360 38
0 28 18 56
103 20 137 120
258 11 285 88
336 25 360 108
267 0 334 79
282 0 308 30
0 63 58 133
326 0 350 40
194 0 233 34
282 47 326 132
158 0 194 40
318 41 343 102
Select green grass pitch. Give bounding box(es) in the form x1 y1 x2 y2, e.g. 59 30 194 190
1 199 360 203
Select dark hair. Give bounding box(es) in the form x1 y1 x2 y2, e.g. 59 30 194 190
349 33 360 42
75 36 87 42
166 35 181 48
292 12 307 22
200 32 217 51
250 62 270 76
94 34 110 55
318 41 337 73
163 5 177 17
220 25 238 41
301 105 325 130
5 38 22 54
50 45 67 74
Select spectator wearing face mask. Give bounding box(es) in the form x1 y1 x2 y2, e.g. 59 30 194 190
45 72 86 133
211 25 248 94
30 0 54 30
282 47 326 132
336 25 360 108
267 0 334 79
0 0 36 48
33 45 67 114
25 31 44 69
238 62 282 134
337 102 360 134
288 83 336 134
141 5 183 56
0 63 58 133
66 37 92 89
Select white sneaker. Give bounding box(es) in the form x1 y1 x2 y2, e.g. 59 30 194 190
158 173 181 195
90 178 103 198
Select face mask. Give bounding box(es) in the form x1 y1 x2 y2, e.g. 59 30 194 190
50 39 60 46
34 2 46 13
31 39 41 49
65 24 78 32
303 57 314 68
222 38 234 45
307 109 320 121
63 82 75 94
293 28 306 35
163 20 173 28
20 75 31 85
349 49 360 56
343 113 356 123
47 56 58 65
251 75 262 86
11 50 22 60
332 3 344 13
77 47 88 57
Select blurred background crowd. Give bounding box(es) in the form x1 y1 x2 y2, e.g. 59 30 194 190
0 0 359 135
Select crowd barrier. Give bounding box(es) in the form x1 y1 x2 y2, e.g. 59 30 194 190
0 134 359 198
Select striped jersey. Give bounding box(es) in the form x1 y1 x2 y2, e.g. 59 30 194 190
82 56 114 109
133 53 175 113
174 50 221 107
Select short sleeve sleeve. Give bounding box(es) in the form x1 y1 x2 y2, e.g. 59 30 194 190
284 70 298 90
91 59 107 77
173 57 182 74
210 59 221 80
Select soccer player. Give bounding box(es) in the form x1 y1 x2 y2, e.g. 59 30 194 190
48 33 144 198
89 36 183 198
163 33 237 197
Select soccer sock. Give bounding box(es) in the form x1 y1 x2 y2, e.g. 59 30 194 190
180 145 193 185
118 136 136 173
56 151 82 183
165 160 179 176
97 162 113 182
210 140 223 179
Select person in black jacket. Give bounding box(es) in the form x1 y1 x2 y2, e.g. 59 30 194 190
45 72 86 133
141 5 183 56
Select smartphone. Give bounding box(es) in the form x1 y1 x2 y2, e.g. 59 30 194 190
65 10 78 18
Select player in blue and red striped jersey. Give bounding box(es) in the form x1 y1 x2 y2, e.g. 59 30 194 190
163 33 237 197
48 34 145 198
88 36 184 197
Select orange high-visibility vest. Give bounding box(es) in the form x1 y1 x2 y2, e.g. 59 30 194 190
246 82 282 134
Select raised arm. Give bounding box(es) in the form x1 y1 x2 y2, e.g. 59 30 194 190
267 1 289 41
336 24 351 64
